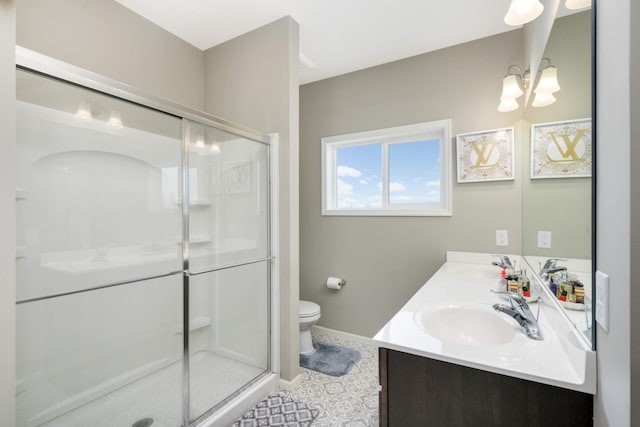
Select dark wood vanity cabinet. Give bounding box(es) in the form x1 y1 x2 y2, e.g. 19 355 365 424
379 348 593 426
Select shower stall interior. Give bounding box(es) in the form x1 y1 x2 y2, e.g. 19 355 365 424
14 49 275 427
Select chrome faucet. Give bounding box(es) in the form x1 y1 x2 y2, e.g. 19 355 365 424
492 255 514 270
539 258 568 280
492 291 543 340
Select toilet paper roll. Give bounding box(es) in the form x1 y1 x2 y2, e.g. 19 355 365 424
327 276 346 290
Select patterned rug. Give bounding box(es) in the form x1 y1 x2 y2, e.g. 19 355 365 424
231 393 319 427
299 341 361 377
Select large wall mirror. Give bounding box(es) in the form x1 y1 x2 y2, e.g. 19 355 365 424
521 7 594 348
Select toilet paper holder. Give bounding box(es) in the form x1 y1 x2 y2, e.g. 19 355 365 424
327 276 346 290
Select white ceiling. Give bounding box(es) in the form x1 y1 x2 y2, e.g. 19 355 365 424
113 1 576 85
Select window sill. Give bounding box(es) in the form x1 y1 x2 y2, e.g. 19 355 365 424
321 208 452 217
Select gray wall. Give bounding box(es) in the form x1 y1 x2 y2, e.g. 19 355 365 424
522 11 592 259
0 1 16 425
202 16 300 382
16 0 204 109
300 30 524 337
595 0 632 425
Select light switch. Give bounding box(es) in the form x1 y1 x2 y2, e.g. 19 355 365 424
595 270 609 332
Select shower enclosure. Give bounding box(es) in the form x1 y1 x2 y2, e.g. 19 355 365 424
14 48 276 427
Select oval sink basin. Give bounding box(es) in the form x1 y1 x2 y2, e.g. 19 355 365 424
414 304 516 346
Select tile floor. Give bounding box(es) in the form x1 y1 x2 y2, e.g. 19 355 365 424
278 328 380 426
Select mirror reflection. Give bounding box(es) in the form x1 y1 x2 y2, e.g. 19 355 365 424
521 9 593 346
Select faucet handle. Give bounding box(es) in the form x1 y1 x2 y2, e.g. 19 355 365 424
542 257 568 268
540 258 569 276
491 254 513 269
491 290 541 322
490 290 528 308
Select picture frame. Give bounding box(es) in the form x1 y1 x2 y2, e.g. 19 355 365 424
530 118 592 179
456 127 515 183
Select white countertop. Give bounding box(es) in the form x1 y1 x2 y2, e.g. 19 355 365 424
373 251 596 394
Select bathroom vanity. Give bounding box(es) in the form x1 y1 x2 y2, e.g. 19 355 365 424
373 251 595 426
379 348 592 426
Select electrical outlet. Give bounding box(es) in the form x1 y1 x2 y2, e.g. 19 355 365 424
496 230 508 246
595 271 609 332
537 231 552 248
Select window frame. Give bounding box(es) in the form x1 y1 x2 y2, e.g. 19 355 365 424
321 119 452 216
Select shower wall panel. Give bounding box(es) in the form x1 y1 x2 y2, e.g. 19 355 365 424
16 70 183 302
186 122 269 274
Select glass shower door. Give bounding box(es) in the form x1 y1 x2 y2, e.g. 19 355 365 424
185 121 270 423
15 69 184 427
15 61 273 427
185 122 269 273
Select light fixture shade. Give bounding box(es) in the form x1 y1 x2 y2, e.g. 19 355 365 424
532 92 557 107
504 0 544 26
535 66 561 94
500 74 524 100
498 98 519 112
565 0 591 9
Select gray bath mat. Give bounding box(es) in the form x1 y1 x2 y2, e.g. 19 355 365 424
300 340 361 377
231 392 318 427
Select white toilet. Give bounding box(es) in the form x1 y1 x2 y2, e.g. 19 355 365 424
299 300 321 355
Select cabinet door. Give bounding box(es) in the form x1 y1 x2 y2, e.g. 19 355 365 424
380 348 593 427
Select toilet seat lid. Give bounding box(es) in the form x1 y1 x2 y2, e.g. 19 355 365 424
299 300 320 317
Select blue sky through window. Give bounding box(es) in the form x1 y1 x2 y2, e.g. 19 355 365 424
389 139 440 204
336 144 382 208
336 139 440 208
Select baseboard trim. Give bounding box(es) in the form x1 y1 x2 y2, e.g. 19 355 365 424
278 374 302 391
312 325 378 346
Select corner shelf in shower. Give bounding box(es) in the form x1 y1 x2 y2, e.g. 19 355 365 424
173 236 212 245
190 237 212 244
173 199 211 207
15 247 26 259
15 188 27 200
171 316 212 334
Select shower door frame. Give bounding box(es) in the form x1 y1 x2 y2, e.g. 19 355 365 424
15 46 279 427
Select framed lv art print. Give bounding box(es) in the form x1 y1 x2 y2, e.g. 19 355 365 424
456 127 514 183
531 118 592 179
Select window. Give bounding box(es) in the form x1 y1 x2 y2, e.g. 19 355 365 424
321 120 452 216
